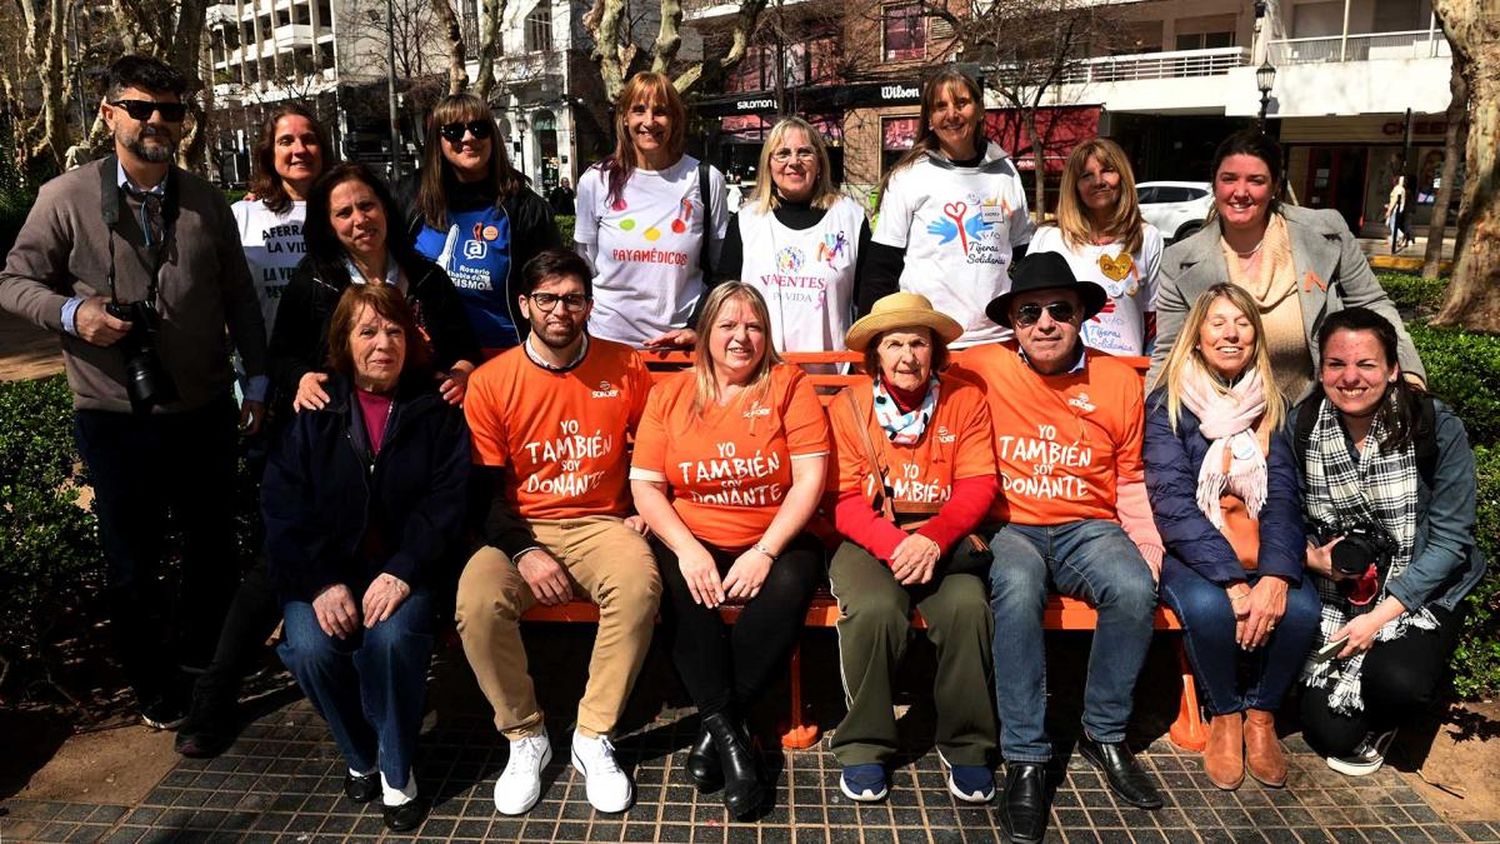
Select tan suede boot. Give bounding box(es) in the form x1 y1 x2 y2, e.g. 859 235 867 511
1204 712 1244 790
1244 709 1288 787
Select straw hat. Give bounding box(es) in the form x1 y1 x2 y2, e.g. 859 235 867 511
844 292 964 352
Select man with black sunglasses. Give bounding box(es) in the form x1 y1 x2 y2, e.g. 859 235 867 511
0 55 266 730
954 252 1167 843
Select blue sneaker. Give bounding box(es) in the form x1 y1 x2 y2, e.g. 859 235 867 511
939 751 995 803
839 763 889 802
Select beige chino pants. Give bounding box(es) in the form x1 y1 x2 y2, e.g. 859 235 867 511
454 515 661 739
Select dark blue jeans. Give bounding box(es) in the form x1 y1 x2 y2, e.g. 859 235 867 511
74 396 241 703
278 588 435 788
988 520 1157 763
1159 556 1321 716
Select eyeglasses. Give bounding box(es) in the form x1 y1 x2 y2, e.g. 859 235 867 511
110 99 187 122
438 120 493 142
527 292 589 312
770 148 817 164
1012 301 1077 327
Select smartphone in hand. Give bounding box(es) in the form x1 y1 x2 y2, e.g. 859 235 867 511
1311 636 1350 663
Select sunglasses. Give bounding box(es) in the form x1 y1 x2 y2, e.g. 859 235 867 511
110 99 187 122
527 292 589 312
438 120 493 142
1012 300 1077 327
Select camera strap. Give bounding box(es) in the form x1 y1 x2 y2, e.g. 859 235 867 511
99 154 180 309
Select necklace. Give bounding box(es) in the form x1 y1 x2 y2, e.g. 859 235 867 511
1232 237 1266 258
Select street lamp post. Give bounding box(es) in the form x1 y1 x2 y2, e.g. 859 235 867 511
385 0 401 181
1256 59 1277 130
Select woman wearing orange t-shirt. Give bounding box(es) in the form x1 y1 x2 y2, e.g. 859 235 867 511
825 292 1000 806
631 282 829 819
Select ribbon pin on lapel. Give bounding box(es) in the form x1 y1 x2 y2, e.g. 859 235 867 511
1303 270 1327 292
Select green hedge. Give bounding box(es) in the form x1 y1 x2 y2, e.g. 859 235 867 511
1456 444 1500 698
556 214 574 245
1377 271 1448 315
0 377 101 689
1409 322 1500 446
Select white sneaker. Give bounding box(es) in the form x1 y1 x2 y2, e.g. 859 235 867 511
1326 730 1396 777
494 731 552 815
571 731 633 813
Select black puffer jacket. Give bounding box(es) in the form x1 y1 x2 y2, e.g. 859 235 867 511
262 372 471 604
268 252 482 408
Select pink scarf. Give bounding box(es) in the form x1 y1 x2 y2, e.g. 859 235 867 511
1178 361 1269 527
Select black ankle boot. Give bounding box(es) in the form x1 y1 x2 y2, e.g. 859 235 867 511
702 712 763 819
685 723 722 791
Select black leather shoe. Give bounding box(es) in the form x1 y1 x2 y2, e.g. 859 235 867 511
1077 736 1164 809
381 798 429 832
702 712 764 819
685 723 722 791
343 772 380 803
174 695 238 759
999 763 1048 844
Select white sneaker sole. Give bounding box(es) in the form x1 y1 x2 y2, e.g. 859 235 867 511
1325 754 1383 777
839 776 888 802
937 750 994 803
571 747 634 813
494 743 552 815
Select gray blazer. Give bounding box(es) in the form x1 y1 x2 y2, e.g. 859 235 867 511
1148 204 1424 400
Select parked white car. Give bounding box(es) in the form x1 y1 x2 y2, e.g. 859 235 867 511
1137 181 1213 243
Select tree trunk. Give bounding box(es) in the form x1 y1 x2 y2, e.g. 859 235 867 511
651 0 682 74
431 0 468 95
1424 53 1468 279
474 0 506 101
16 0 71 175
592 0 627 102
1024 107 1046 223
672 0 765 94
1431 0 1500 330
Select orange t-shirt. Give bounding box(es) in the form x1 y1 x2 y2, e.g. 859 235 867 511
826 373 997 510
631 364 830 550
954 344 1145 526
464 338 651 521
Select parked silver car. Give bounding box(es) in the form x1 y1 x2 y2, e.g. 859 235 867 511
1137 181 1213 243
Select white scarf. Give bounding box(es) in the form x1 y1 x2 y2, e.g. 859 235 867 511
1178 360 1269 527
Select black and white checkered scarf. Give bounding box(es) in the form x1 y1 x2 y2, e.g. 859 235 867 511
1300 396 1434 713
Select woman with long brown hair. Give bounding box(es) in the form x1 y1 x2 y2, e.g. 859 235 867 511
1029 138 1162 356
400 92 560 353
864 68 1033 347
574 71 728 348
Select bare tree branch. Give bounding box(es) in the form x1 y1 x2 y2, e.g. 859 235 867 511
474 0 507 101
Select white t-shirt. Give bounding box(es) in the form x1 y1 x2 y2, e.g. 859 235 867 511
1028 224 1163 357
873 143 1033 347
574 155 729 346
232 198 307 337
737 196 866 353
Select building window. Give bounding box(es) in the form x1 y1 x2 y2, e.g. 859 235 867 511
1173 14 1236 51
525 4 552 52
882 4 925 62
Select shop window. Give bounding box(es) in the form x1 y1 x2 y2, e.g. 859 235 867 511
525 3 552 52
883 4 926 62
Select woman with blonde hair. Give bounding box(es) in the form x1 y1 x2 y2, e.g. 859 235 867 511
1144 283 1321 791
398 92 560 352
715 116 870 351
630 282 828 818
1029 138 1162 356
864 68 1033 346
575 71 728 348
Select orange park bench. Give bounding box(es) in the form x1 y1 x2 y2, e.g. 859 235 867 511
519 349 1208 753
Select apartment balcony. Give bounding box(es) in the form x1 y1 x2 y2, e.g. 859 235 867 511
1247 29 1451 119
1048 47 1251 114
1059 46 1248 84
271 24 319 49
1267 29 1448 65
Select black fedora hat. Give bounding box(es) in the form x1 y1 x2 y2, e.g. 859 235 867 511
985 252 1108 329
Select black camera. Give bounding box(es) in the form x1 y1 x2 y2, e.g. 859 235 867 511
1328 523 1396 578
106 300 178 409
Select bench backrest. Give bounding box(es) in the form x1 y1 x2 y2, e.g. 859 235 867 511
639 349 1152 406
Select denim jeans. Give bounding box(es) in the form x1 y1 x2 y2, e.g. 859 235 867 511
1159 556 1322 716
988 520 1157 763
278 588 435 788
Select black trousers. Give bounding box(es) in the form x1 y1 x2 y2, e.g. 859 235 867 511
654 534 823 717
190 558 281 709
74 397 241 703
1300 603 1464 757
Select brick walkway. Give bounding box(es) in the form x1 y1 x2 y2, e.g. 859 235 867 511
4 692 1499 844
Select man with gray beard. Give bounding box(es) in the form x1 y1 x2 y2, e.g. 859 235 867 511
0 55 266 729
